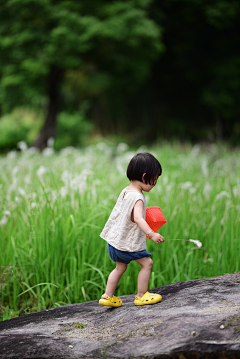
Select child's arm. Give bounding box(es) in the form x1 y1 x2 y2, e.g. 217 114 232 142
133 200 165 244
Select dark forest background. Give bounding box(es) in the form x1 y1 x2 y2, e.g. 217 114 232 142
0 0 240 150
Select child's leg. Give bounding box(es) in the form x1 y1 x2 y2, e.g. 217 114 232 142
103 261 127 298
135 257 153 297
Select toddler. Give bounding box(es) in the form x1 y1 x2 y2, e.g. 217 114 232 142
99 152 165 307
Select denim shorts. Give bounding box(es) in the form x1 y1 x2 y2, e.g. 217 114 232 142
107 243 151 264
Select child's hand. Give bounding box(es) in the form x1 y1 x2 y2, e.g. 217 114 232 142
149 232 165 244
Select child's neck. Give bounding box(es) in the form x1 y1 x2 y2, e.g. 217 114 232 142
126 181 143 193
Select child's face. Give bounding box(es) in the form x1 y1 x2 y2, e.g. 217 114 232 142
141 174 158 192
142 183 156 192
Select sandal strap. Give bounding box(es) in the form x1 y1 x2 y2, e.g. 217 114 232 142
102 295 120 303
112 295 120 300
101 294 121 303
102 295 112 301
136 291 157 302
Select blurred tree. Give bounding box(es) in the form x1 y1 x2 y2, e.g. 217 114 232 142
201 0 240 141
92 0 240 144
0 0 163 149
142 0 240 142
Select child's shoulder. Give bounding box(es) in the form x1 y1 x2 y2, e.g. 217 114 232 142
120 187 145 199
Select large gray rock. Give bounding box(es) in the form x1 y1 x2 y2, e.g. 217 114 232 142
1 273 240 358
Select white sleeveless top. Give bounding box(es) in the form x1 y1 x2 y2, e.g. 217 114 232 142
100 188 146 252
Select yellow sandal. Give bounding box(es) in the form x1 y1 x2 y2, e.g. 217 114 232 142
99 294 122 307
134 291 162 306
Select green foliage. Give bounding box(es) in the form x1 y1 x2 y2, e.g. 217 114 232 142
201 57 240 119
0 106 93 151
1 0 240 143
0 0 163 112
116 0 240 143
0 108 43 150
204 0 240 28
54 109 93 150
0 142 239 319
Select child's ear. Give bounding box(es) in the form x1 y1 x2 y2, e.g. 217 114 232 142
142 173 146 183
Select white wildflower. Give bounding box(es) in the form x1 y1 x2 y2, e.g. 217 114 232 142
166 183 174 193
47 137 54 147
121 151 135 163
60 187 68 198
137 145 148 153
201 159 208 177
189 187 196 194
60 146 76 156
37 166 47 178
191 144 201 156
42 147 54 156
30 192 37 201
215 191 230 201
116 142 129 154
189 239 202 248
26 147 39 155
233 185 240 198
18 187 26 196
203 183 212 197
7 150 17 158
81 169 94 176
94 179 102 186
50 190 57 205
91 187 97 200
221 209 229 226
116 161 125 176
163 176 169 186
12 166 19 176
61 170 71 185
24 175 31 184
17 141 28 152
4 210 11 216
180 181 193 190
0 216 8 226
96 142 112 156
203 258 213 263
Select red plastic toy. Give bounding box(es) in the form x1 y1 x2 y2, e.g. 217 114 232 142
145 206 167 238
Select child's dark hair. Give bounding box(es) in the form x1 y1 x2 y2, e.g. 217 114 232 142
127 153 162 185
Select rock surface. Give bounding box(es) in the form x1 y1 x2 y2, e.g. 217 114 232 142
1 273 240 358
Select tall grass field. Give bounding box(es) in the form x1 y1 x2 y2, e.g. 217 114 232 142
0 142 239 320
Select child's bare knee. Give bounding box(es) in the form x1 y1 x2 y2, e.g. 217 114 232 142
141 257 153 269
148 258 153 269
116 262 127 274
119 266 127 275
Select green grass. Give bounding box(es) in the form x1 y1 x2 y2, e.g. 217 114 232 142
0 141 239 320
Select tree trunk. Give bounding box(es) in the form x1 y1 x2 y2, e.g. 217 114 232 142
32 65 63 150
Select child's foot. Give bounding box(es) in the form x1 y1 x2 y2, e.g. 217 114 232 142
99 294 122 307
134 291 162 306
